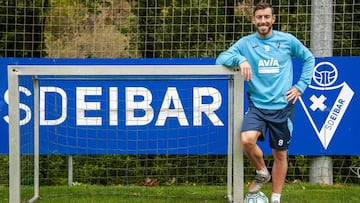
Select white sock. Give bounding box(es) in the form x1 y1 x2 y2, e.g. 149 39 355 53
256 167 269 175
271 192 281 202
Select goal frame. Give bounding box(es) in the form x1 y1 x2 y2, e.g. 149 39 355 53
8 65 244 203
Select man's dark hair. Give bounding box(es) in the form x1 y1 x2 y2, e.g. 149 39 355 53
253 2 275 16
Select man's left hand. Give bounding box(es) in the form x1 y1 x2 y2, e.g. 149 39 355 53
286 86 302 104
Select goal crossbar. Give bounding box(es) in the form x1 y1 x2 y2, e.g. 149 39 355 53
7 65 244 203
9 65 235 76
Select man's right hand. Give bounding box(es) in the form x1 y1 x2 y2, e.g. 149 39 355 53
238 60 252 81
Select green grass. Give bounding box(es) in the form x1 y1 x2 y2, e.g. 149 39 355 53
1 183 360 203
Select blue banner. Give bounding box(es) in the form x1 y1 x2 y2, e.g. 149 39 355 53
1 58 228 155
258 57 359 155
0 57 359 155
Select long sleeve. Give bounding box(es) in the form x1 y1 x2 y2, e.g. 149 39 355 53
290 35 315 93
215 31 314 110
215 40 248 67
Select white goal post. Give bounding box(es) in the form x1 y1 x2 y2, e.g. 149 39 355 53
8 65 244 203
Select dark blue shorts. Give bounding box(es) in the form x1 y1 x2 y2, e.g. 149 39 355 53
241 101 295 150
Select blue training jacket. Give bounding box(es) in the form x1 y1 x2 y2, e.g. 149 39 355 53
216 30 315 110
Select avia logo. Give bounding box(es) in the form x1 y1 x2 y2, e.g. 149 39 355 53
258 59 279 67
299 62 354 149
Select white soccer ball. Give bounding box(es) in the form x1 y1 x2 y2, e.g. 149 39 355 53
244 191 269 203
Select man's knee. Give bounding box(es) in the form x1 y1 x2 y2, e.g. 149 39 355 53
272 150 288 162
241 131 260 148
241 135 253 148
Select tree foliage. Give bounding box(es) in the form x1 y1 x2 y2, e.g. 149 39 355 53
0 0 48 57
333 0 360 56
0 0 358 58
134 0 239 58
44 0 139 58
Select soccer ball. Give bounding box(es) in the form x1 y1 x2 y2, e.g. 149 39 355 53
244 191 269 203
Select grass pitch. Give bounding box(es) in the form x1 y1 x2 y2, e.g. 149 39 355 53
1 182 359 202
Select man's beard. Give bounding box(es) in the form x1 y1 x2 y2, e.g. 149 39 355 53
257 24 272 36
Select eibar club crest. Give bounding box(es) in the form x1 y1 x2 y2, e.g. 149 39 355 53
299 62 354 150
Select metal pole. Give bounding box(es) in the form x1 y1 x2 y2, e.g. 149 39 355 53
8 68 21 203
310 0 334 185
28 78 40 203
68 155 73 186
233 72 244 203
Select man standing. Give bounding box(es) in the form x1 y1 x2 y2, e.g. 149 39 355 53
216 2 315 203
